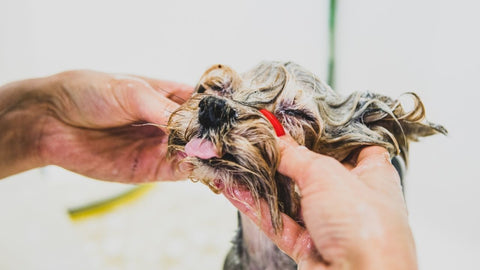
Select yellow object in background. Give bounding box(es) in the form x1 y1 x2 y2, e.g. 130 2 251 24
69 184 155 221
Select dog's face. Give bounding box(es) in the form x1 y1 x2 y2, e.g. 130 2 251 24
167 61 446 231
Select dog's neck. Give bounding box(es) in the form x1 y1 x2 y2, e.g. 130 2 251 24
239 213 296 269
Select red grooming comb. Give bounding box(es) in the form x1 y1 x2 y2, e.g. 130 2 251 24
259 109 286 137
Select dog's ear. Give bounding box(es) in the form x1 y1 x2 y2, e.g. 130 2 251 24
195 64 241 95
314 92 447 164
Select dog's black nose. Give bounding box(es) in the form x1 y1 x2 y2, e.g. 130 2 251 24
198 96 236 129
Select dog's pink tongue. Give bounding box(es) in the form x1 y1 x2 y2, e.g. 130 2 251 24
184 138 220 159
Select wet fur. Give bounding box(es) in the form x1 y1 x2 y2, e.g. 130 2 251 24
167 61 446 268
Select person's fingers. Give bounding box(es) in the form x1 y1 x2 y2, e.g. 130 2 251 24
277 134 350 193
117 79 181 126
108 74 183 126
223 187 322 265
135 76 194 104
136 90 180 126
355 146 391 169
351 146 402 194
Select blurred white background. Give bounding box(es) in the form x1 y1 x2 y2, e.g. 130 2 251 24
0 0 478 269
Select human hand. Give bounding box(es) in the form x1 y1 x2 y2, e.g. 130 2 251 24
225 135 417 270
0 70 193 182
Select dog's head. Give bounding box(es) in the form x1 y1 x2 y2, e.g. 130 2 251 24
167 61 446 231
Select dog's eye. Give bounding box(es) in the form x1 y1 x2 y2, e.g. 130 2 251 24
282 109 316 122
210 84 224 92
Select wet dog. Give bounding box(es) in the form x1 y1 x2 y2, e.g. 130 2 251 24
167 61 446 269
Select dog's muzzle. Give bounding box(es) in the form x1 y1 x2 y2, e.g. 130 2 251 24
198 96 237 130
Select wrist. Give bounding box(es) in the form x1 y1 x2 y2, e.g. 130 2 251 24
0 76 57 178
352 224 417 270
316 214 417 270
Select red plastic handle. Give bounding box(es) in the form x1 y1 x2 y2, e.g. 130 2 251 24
259 109 285 137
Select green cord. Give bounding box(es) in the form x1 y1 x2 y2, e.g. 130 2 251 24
327 0 337 88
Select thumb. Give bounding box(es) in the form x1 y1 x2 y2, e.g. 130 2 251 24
130 86 181 126
134 76 194 105
277 134 349 192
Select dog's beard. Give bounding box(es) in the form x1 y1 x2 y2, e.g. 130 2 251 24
168 93 295 231
167 61 447 232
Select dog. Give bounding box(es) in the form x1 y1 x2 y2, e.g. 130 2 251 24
167 61 446 269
